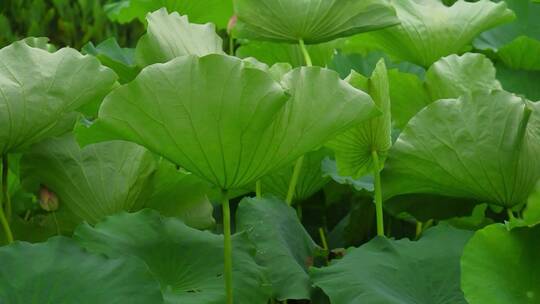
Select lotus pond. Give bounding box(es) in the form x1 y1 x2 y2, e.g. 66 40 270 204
0 0 539 303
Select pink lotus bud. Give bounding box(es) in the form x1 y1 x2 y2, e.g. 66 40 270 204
227 15 238 35
39 185 59 212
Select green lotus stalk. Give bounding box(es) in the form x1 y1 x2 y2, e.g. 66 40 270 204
372 150 384 236
221 190 233 304
2 156 11 220
0 156 13 243
298 39 313 66
285 155 304 205
284 38 313 206
255 180 262 198
506 209 516 221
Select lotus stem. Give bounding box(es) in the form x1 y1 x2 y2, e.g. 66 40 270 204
285 156 304 205
221 190 234 304
415 221 422 239
298 38 313 66
229 35 235 56
256 180 262 198
371 150 384 236
507 209 516 221
2 156 11 220
0 155 13 244
0 203 12 244
52 211 61 236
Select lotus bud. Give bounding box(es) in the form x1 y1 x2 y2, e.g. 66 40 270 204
227 15 237 35
39 185 59 212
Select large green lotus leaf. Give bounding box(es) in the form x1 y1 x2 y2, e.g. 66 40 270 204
232 0 399 44
83 38 140 84
0 236 163 303
236 197 320 300
497 63 540 101
425 53 502 101
261 148 331 201
327 59 391 178
382 90 540 208
75 210 270 304
349 0 514 67
105 0 233 28
461 223 540 304
135 8 224 67
0 41 117 154
475 0 540 70
20 134 155 225
311 224 473 303
144 158 215 229
94 54 378 190
236 40 335 68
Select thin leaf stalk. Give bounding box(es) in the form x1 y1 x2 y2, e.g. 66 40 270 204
285 156 304 205
256 180 262 198
0 202 12 244
2 156 11 220
283 38 312 206
0 155 13 243
298 38 313 67
52 211 61 236
507 209 516 221
371 150 384 236
221 190 234 304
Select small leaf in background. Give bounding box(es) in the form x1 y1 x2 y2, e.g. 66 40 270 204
327 59 391 179
261 148 331 202
135 8 224 67
475 0 540 71
311 224 473 304
496 63 540 101
75 210 271 304
461 223 540 304
321 157 374 192
233 0 399 43
424 53 502 101
105 0 233 29
0 237 163 303
144 159 215 230
236 197 321 300
236 40 336 68
348 0 515 67
83 37 140 83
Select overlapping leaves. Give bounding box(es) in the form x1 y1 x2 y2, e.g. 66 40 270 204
0 41 116 154
349 0 515 67
311 225 473 303
21 134 155 225
75 210 270 304
0 237 163 303
236 197 321 300
90 53 378 190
